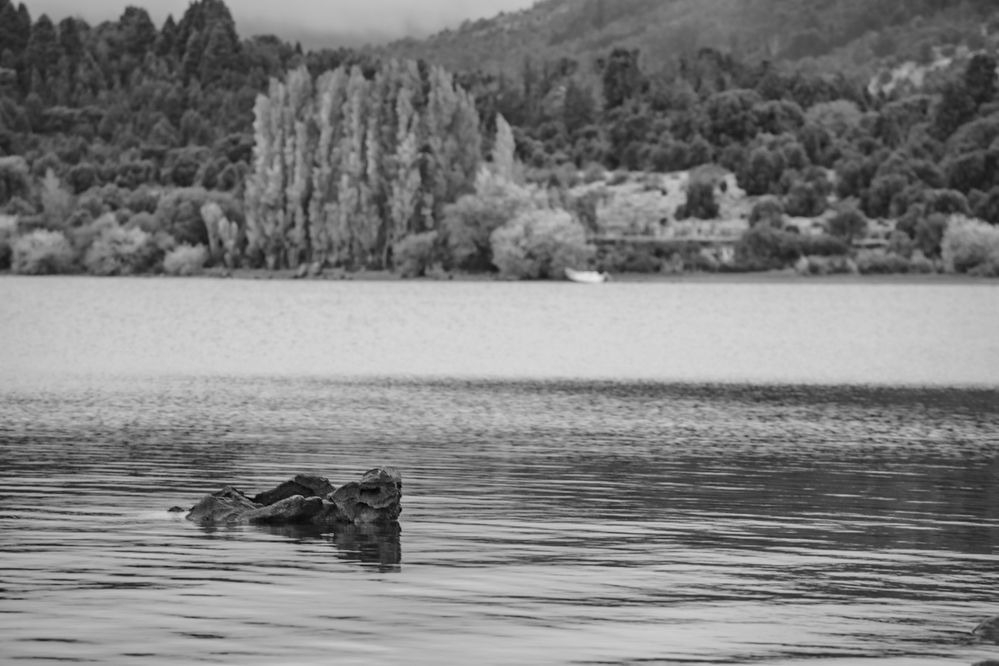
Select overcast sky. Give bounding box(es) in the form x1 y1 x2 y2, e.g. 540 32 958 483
23 0 538 42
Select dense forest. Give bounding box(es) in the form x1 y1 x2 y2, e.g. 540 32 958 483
1 0 998 279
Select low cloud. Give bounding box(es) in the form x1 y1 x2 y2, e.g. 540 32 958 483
25 0 536 42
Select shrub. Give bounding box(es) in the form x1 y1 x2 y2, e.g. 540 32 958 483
799 233 850 257
393 231 439 278
11 229 76 274
734 225 803 270
0 155 31 205
155 188 242 247
40 169 75 229
84 226 159 276
908 250 936 274
676 180 719 220
795 255 858 276
490 208 594 280
749 197 785 228
0 214 16 270
443 171 543 272
163 244 208 276
941 216 999 275
827 206 868 243
914 213 949 257
784 180 827 217
68 212 118 256
855 250 912 275
886 230 915 258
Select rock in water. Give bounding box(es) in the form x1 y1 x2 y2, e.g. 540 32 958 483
973 616 999 644
244 495 325 524
252 474 335 505
327 467 403 525
187 486 259 524
183 469 402 528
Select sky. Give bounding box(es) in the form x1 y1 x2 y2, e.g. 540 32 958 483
22 0 538 45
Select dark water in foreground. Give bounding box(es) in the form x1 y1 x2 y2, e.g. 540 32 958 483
1 377 997 665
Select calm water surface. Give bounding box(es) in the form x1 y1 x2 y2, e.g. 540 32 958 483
1 277 998 665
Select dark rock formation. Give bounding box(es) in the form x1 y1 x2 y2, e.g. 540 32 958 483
329 467 403 525
973 616 999 644
252 473 335 505
188 486 260 523
182 469 402 528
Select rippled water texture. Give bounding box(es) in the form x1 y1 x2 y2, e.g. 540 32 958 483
1 277 998 665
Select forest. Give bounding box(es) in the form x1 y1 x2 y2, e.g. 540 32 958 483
1 0 998 279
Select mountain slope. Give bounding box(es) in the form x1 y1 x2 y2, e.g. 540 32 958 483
382 0 998 76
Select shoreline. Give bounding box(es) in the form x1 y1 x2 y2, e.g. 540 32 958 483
2 268 995 285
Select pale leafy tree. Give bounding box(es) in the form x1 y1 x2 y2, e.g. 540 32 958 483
40 168 73 228
282 67 314 268
338 66 372 266
309 68 349 265
490 208 594 280
491 113 518 183
245 86 277 268
387 84 422 266
422 65 482 227
246 59 482 270
200 201 238 267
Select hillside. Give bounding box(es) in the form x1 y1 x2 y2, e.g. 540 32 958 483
383 0 999 77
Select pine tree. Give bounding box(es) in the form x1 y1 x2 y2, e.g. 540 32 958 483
25 14 60 85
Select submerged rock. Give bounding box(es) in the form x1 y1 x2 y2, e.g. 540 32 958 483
252 473 335 506
973 616 999 644
182 469 402 528
188 486 259 524
329 467 403 525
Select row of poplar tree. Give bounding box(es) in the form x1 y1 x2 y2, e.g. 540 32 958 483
244 59 484 270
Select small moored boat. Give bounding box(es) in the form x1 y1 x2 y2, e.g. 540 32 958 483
564 268 610 284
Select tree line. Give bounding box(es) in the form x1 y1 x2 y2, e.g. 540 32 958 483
1 0 998 278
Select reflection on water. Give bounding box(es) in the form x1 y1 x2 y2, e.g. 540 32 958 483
1 377 997 665
253 523 402 572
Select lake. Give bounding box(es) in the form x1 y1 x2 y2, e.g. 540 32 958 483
1 276 998 665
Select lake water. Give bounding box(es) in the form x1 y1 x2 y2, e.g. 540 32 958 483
1 276 998 665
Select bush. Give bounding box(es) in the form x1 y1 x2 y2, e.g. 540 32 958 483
827 206 868 243
941 216 999 275
155 188 242 247
914 213 949 257
11 230 76 274
84 226 159 276
676 180 719 220
908 250 936 274
799 233 850 257
443 171 544 272
393 231 439 278
0 214 16 270
163 244 208 276
0 155 31 206
784 180 827 217
886 230 915 258
855 250 912 275
490 208 594 280
795 255 858 276
749 197 785 228
734 225 803 270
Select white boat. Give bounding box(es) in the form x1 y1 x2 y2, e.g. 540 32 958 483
564 268 609 284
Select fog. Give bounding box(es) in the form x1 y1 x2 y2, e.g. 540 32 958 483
23 0 537 44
